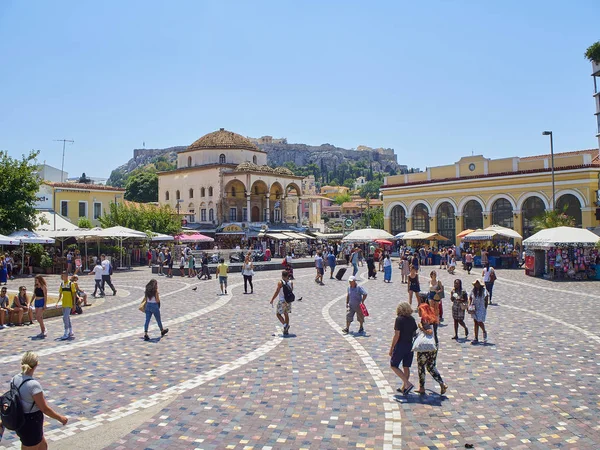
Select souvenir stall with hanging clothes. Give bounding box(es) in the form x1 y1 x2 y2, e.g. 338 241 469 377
522 226 600 280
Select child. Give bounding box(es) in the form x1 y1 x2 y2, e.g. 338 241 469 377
216 258 229 295
57 272 76 340
71 275 89 307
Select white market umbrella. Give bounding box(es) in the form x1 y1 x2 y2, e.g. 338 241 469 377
8 230 55 274
38 228 83 257
523 226 600 250
150 233 175 242
77 228 104 271
462 229 497 242
395 230 428 240
96 226 147 269
0 234 20 246
343 228 394 242
484 224 523 240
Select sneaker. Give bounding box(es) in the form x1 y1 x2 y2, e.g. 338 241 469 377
144 334 150 341
358 327 364 334
59 335 69 341
68 332 74 338
161 328 169 336
113 290 117 296
42 330 47 337
342 328 349 334
471 339 479 345
0 324 5 329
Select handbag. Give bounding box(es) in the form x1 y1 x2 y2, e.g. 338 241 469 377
438 281 445 299
139 298 147 313
411 330 436 352
467 303 475 314
359 302 369 317
489 269 496 283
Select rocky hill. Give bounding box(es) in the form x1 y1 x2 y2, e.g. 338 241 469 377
107 140 406 187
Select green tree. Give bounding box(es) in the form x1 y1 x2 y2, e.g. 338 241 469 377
78 172 91 184
333 192 352 205
0 150 42 235
77 217 93 228
359 206 384 229
359 180 383 198
532 208 576 233
125 171 159 203
99 202 180 235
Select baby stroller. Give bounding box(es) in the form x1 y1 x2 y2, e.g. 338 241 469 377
366 256 377 279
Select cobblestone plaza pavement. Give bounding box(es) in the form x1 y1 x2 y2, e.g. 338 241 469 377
1 262 599 449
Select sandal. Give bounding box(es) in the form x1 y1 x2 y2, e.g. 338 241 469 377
403 384 414 395
440 383 448 395
416 389 426 395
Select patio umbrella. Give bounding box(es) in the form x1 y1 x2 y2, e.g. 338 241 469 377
343 228 394 242
523 226 600 250
375 239 393 246
484 225 522 240
456 229 475 239
395 230 429 240
150 233 175 242
461 229 497 242
38 228 83 257
96 226 147 269
174 233 214 243
417 232 449 241
0 234 21 246
8 230 56 274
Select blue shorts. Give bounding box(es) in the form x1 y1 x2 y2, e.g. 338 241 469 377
219 276 228 286
390 343 414 368
34 299 45 308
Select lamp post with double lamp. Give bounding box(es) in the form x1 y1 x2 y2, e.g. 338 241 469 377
542 131 556 210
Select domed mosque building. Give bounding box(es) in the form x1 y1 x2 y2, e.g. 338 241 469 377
158 128 305 244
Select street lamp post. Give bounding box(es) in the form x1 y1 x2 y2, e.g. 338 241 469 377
542 131 555 210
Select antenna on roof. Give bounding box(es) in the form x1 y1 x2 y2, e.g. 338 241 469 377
54 139 74 182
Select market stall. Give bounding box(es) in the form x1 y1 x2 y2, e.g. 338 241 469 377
461 225 522 268
522 226 600 280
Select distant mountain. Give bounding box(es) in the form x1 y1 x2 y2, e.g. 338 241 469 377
107 139 407 187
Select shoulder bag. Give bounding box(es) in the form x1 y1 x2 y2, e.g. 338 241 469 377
411 330 437 352
139 297 147 313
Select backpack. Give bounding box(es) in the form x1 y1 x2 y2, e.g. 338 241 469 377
281 280 295 303
0 378 34 430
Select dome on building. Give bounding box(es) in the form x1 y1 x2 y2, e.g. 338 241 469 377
188 128 260 152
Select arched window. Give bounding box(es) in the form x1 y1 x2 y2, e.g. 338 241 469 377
189 188 193 199
436 202 456 244
463 200 483 230
209 208 214 222
208 187 213 197
176 190 180 200
253 155 257 164
201 187 205 197
231 186 236 197
187 156 192 167
219 154 226 164
491 198 513 228
165 191 170 201
412 203 430 232
522 197 546 238
390 205 406 235
556 194 582 227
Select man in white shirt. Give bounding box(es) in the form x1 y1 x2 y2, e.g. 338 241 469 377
101 254 117 296
92 260 105 297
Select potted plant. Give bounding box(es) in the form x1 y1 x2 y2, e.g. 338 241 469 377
585 41 600 73
40 253 53 274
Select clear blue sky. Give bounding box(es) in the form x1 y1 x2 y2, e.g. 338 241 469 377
1 0 598 178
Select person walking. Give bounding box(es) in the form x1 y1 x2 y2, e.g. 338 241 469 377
383 253 392 283
327 250 337 279
350 247 359 276
342 275 367 335
200 253 210 280
179 251 186 277
165 248 173 278
400 254 410 284
8 352 68 449
482 263 496 305
157 248 165 276
389 302 418 395
216 258 229 295
100 254 117 296
407 266 420 308
66 250 73 275
33 275 48 338
269 270 293 336
344 245 351 266
143 279 168 341
56 272 76 340
464 251 473 274
242 254 254 294
147 247 153 268
92 259 105 298
0 255 7 285
450 279 469 340
468 279 489 344
314 251 325 285
416 302 448 396
187 250 196 278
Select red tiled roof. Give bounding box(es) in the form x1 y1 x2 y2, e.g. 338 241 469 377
45 182 125 191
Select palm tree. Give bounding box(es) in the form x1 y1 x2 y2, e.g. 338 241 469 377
532 209 575 233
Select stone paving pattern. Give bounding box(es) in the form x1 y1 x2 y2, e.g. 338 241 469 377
0 261 599 449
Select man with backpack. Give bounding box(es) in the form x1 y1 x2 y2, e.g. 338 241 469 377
342 275 368 335
100 254 117 296
270 270 294 336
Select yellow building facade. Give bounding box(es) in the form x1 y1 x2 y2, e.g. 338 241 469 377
382 150 600 245
38 182 126 227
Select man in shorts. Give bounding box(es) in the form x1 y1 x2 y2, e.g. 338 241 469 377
314 251 324 285
342 276 367 334
216 258 229 294
270 270 293 335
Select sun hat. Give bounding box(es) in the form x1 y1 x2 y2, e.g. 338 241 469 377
472 279 483 286
348 275 357 282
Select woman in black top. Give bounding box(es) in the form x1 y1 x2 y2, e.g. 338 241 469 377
389 302 418 395
407 266 420 308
